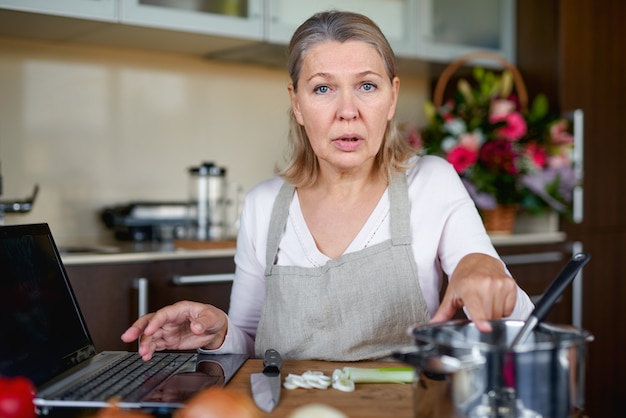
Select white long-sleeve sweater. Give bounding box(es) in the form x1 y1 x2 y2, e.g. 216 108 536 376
202 155 534 356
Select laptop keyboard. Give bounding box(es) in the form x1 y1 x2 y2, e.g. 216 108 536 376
56 352 195 402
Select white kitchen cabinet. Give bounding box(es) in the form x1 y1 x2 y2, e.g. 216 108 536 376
415 0 516 63
267 0 419 58
119 0 264 41
0 0 515 66
0 0 117 22
267 0 515 63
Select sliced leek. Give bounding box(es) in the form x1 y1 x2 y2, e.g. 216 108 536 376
341 367 415 383
283 367 415 392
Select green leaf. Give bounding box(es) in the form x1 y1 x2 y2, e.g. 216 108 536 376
424 101 436 122
501 71 513 97
473 66 485 81
530 94 549 119
458 79 474 105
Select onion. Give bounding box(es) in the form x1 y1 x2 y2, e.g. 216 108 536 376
174 387 259 418
287 404 348 418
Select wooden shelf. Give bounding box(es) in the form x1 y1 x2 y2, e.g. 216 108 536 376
489 231 566 247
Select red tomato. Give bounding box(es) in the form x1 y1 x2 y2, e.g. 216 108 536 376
0 377 36 418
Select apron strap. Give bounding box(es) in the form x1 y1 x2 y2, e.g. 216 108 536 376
265 181 295 273
388 173 412 246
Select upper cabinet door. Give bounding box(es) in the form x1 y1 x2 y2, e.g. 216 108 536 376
119 0 264 40
266 0 419 58
0 0 117 21
416 0 516 63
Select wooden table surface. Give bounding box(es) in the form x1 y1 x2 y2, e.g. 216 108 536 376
226 359 414 417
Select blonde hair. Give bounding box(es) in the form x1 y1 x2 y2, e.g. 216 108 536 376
276 10 416 187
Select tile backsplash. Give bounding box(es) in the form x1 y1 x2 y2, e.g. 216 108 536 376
0 37 427 244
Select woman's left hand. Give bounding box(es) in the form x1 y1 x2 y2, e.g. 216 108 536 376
430 253 517 332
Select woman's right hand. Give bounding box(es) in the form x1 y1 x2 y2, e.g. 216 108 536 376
120 300 228 361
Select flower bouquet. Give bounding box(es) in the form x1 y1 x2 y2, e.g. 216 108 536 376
417 52 577 231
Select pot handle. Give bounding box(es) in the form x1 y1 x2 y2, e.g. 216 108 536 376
393 346 464 380
393 348 446 381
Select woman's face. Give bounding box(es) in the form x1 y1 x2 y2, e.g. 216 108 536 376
288 40 399 176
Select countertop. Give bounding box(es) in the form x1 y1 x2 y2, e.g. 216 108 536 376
59 240 236 266
59 231 566 266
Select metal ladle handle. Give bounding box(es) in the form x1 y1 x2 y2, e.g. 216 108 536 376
510 252 591 348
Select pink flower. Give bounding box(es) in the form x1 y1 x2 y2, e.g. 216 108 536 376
458 132 482 151
550 120 574 145
489 112 527 141
490 99 516 117
525 142 547 169
548 147 573 169
405 126 423 149
447 145 478 174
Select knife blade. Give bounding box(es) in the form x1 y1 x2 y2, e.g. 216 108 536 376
250 349 282 413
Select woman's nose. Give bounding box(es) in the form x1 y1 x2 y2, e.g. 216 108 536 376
337 92 358 120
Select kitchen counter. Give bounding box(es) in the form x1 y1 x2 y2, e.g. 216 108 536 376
60 241 236 266
59 231 565 266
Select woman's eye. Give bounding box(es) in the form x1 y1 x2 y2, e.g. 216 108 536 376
361 82 376 92
314 85 330 94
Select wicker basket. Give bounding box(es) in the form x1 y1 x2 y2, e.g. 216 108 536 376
433 50 529 110
481 205 516 234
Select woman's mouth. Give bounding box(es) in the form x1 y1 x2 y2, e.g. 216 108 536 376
333 135 363 151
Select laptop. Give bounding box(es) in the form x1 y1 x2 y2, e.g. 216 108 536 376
0 223 248 413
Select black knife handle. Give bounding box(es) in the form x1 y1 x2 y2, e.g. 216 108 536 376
263 349 282 374
532 252 590 322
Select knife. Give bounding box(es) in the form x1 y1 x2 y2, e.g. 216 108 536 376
250 349 282 413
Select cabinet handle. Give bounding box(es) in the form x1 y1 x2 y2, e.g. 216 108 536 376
501 251 564 265
134 277 149 318
569 109 584 224
172 273 234 285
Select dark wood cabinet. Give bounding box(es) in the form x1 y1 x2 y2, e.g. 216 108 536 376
430 2 626 414
515 2 626 416
64 256 234 352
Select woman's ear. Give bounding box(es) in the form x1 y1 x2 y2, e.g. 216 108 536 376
387 77 400 121
288 84 304 125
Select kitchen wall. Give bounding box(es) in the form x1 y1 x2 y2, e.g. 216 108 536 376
0 37 428 245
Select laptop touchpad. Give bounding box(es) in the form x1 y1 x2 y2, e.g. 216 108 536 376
142 361 225 403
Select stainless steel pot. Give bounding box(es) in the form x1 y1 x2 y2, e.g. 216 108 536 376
395 319 593 418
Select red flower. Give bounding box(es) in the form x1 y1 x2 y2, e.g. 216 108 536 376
447 145 478 174
479 139 519 175
525 141 547 169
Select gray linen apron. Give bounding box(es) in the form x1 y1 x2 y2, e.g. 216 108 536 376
255 173 430 360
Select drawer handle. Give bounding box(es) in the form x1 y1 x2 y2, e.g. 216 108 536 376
172 273 234 285
501 251 563 265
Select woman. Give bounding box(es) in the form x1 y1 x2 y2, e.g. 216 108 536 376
122 11 533 361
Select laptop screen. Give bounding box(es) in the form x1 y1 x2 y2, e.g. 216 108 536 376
0 223 95 386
